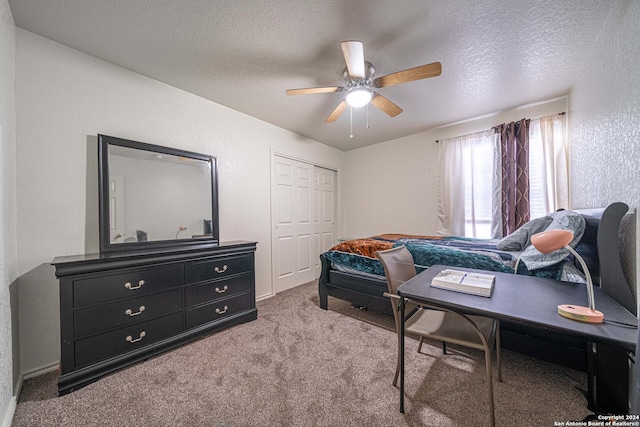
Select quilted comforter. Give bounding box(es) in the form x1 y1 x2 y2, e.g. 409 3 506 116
323 234 577 281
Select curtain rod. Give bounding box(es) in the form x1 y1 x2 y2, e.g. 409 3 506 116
435 111 565 143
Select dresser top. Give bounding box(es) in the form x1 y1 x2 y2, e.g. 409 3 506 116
52 241 257 276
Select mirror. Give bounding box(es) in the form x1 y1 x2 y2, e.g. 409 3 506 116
98 134 219 253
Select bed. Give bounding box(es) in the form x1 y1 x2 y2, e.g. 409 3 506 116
318 202 636 375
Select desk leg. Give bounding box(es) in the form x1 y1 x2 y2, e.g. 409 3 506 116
400 296 405 413
587 341 597 411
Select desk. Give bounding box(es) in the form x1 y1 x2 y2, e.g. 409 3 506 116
397 265 637 414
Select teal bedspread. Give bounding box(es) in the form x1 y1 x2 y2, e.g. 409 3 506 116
323 234 567 281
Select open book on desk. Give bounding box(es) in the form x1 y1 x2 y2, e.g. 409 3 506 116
430 269 495 297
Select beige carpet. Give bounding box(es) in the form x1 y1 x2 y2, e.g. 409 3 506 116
12 281 591 426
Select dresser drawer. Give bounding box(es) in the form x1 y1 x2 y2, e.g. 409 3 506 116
185 292 252 329
73 264 182 307
73 289 183 337
184 254 251 284
74 313 183 368
185 274 252 307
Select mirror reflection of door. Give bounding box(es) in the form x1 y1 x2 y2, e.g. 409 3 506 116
109 175 125 243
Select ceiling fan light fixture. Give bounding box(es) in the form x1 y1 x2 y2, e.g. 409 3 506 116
346 89 372 108
286 41 441 124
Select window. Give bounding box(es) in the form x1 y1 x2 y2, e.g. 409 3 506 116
437 114 567 239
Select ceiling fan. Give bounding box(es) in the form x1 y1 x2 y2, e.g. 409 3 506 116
286 40 442 123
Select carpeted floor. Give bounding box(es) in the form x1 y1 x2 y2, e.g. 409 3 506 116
12 281 591 426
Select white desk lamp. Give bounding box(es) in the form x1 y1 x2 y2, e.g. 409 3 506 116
530 229 604 323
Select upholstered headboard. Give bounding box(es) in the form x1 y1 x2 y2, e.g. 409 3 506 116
574 202 635 314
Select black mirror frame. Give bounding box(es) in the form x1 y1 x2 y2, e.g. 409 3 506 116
98 134 219 254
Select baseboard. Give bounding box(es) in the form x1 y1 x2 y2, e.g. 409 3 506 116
22 362 58 381
1 367 23 427
1 362 59 427
1 395 17 427
255 292 274 302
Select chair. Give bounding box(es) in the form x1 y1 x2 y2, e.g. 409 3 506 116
376 245 501 426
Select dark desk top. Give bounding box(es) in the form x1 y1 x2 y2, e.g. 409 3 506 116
398 265 637 352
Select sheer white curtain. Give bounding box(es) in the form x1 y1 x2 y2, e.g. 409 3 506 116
437 130 502 238
528 114 569 218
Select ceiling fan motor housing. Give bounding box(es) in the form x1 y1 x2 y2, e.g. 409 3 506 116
343 61 376 89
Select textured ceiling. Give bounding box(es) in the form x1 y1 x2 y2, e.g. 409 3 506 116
9 0 615 151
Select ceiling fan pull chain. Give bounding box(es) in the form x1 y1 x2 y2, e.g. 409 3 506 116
366 104 370 129
350 106 354 138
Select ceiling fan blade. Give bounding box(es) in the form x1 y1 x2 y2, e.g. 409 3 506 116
370 94 403 117
341 40 365 78
325 100 348 123
286 86 342 96
374 62 442 88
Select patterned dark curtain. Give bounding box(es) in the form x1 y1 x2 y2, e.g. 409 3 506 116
496 119 531 236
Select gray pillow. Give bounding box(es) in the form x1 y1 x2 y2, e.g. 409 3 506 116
519 210 586 270
496 215 554 251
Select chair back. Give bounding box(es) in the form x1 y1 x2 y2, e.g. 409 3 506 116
376 246 417 294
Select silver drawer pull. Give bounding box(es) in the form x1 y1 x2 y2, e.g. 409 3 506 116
125 306 146 317
214 265 228 273
215 285 229 293
215 306 229 315
124 280 145 290
125 331 147 343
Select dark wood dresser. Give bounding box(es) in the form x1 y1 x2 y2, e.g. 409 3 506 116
52 241 257 395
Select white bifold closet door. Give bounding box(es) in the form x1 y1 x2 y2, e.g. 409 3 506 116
272 155 336 293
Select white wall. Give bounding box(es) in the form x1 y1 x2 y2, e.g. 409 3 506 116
569 0 640 300
14 29 342 374
0 0 17 424
342 97 567 238
570 0 640 207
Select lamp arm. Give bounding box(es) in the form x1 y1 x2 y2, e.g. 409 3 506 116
565 246 596 311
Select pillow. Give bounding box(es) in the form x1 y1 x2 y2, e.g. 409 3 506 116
519 210 586 270
496 216 554 251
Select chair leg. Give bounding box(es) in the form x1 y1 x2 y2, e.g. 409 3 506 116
484 347 496 427
393 326 402 387
442 341 447 355
496 323 502 382
393 348 400 388
418 337 424 353
393 362 400 387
